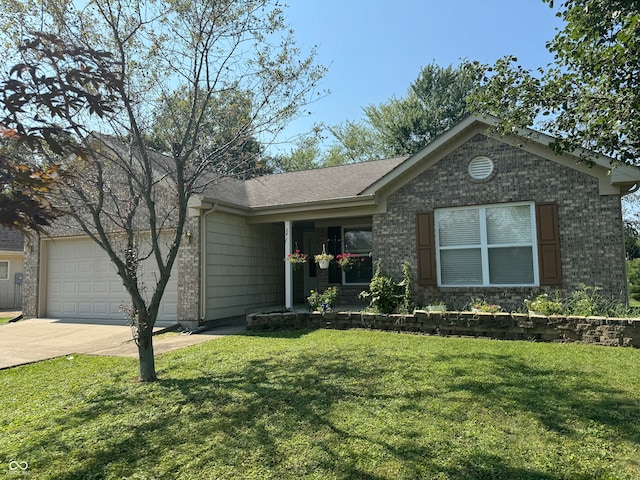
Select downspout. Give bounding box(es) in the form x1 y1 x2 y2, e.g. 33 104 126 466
200 203 218 322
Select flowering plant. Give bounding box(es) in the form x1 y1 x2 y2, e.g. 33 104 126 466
314 244 334 263
335 252 362 271
286 249 308 269
470 298 502 313
307 287 338 312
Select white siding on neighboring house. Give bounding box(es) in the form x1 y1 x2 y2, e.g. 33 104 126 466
43 237 178 321
205 212 284 320
0 252 23 310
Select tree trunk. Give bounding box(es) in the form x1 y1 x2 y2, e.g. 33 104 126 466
137 325 157 382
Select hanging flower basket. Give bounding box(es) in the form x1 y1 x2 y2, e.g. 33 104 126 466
335 252 360 271
287 249 308 270
314 244 334 269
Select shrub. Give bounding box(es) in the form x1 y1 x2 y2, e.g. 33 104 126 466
525 285 634 318
563 284 633 317
525 293 565 315
397 262 415 314
307 287 338 312
359 261 402 314
627 258 640 302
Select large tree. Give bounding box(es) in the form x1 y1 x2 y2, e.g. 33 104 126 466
333 63 477 164
467 0 640 165
364 63 478 156
277 62 478 168
0 0 324 382
148 87 272 179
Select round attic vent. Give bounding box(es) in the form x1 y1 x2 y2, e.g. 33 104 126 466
468 156 494 180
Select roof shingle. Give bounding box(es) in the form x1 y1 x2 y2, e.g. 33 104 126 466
0 226 24 251
203 156 409 208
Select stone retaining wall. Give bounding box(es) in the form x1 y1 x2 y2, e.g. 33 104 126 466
246 310 640 347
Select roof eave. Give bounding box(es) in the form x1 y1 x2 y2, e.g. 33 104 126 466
193 193 379 220
361 115 485 196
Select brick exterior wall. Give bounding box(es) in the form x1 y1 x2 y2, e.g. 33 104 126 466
374 134 627 311
21 234 39 318
178 215 202 323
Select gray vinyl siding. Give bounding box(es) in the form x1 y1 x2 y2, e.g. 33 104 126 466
0 253 23 309
205 212 284 320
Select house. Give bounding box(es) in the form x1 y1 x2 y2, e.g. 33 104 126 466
21 115 640 326
0 226 24 310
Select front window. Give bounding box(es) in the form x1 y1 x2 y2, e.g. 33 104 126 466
0 261 8 280
343 227 373 284
435 202 538 286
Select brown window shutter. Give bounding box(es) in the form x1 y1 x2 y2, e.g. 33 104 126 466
536 202 562 286
417 212 437 286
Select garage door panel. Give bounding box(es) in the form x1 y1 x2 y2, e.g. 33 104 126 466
78 303 92 314
95 260 112 274
94 281 108 294
63 263 77 274
78 261 93 274
46 238 178 321
63 302 77 314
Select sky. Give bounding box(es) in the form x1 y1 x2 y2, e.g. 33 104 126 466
274 0 563 151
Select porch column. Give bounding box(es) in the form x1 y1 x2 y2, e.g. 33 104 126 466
284 220 293 309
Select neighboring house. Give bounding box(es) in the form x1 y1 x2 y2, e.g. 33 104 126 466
0 226 24 310
22 115 640 326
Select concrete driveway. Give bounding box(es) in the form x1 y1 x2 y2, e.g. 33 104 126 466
0 317 246 370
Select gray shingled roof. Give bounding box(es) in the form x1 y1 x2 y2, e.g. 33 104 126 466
0 226 24 251
203 156 409 209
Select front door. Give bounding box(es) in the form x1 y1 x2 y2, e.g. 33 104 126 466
303 231 317 297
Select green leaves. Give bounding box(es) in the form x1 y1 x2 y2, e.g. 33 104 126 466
468 0 640 165
310 62 479 168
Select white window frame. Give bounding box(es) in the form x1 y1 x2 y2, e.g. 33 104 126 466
0 260 8 280
434 202 539 287
341 226 373 285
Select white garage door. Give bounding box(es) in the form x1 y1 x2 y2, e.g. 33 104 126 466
45 237 178 321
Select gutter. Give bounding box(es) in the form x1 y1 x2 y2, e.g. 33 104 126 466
199 193 380 221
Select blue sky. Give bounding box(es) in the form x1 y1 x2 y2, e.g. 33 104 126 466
275 0 563 149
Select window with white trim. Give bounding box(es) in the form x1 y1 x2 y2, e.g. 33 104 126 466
342 227 373 284
0 261 8 280
435 202 538 286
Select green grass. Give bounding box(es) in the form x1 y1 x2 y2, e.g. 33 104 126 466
0 316 12 325
1 330 639 479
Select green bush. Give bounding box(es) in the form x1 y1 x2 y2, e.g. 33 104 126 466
307 287 338 312
565 284 603 316
359 261 402 314
627 258 640 302
397 262 415 314
525 293 565 315
526 285 634 318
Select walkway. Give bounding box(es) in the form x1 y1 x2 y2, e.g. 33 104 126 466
0 317 246 370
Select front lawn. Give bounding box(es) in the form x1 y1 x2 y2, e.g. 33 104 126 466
1 330 639 479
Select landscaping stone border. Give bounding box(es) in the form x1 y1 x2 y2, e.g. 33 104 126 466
246 310 640 347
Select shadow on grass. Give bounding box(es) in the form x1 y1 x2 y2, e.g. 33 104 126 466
431 351 640 444
17 336 640 479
